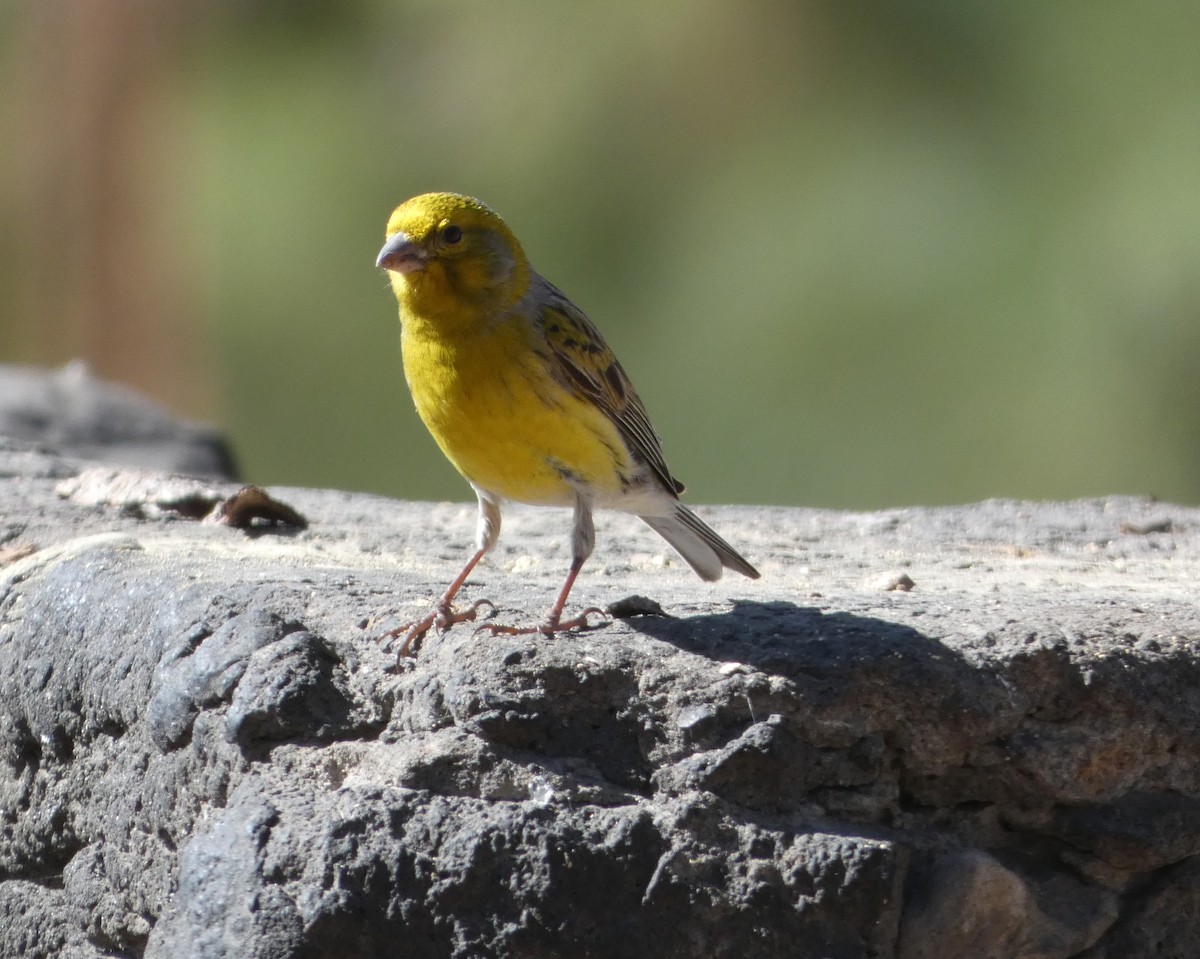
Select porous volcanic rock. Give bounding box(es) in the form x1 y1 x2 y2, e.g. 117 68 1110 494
1 436 1199 958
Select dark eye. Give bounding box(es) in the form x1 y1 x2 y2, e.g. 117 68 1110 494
442 224 463 244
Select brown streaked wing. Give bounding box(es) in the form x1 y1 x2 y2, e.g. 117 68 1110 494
535 277 684 496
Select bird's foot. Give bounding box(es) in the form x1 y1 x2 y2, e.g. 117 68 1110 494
435 598 496 632
379 598 496 657
475 606 609 638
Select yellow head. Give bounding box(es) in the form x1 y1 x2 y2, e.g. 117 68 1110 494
376 192 531 325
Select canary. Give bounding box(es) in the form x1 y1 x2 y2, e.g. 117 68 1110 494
376 192 758 654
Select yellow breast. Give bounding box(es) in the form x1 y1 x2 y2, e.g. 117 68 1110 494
402 314 633 506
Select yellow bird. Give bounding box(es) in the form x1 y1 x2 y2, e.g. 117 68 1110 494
376 192 758 653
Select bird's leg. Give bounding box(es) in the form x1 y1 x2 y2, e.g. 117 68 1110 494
535 554 608 632
477 492 608 638
381 492 501 656
385 546 491 656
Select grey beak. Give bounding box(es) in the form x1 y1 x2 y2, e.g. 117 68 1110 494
376 232 425 273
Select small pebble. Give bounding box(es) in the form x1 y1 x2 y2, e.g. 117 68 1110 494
877 573 915 592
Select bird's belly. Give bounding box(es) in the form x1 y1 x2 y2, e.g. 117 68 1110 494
404 330 633 506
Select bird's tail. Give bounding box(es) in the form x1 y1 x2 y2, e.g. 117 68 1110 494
639 505 760 582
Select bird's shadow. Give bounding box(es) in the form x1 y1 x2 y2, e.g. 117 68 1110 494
622 598 989 696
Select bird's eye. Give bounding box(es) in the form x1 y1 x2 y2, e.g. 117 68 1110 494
442 224 463 245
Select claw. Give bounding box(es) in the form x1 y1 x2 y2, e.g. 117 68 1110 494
376 597 499 658
474 606 610 638
436 598 495 632
376 612 435 658
561 606 608 631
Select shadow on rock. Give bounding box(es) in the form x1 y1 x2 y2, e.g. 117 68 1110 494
631 597 984 692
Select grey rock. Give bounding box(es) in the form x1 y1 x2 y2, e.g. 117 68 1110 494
149 610 304 750
224 629 388 747
0 879 115 959
0 361 237 480
2 435 1200 957
147 798 304 959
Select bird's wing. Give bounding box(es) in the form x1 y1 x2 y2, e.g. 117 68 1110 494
533 276 684 496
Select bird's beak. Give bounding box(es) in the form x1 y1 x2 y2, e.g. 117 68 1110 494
376 232 426 273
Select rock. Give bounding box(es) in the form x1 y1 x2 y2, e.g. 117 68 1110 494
148 610 305 750
0 361 237 480
897 849 1118 959
1080 856 1200 959
1 433 1200 957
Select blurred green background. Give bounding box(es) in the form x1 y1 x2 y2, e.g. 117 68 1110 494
2 0 1198 508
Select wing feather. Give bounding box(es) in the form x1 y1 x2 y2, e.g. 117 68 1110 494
532 275 684 496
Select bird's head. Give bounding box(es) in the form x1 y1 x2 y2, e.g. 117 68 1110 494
377 192 531 323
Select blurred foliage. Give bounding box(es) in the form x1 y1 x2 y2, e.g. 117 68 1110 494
1 0 1198 508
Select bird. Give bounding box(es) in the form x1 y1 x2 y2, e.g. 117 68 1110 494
376 192 759 654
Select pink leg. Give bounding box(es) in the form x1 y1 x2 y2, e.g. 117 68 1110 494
382 546 494 656
476 555 608 638
380 492 502 657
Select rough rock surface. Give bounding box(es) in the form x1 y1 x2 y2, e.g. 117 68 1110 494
2 436 1199 958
